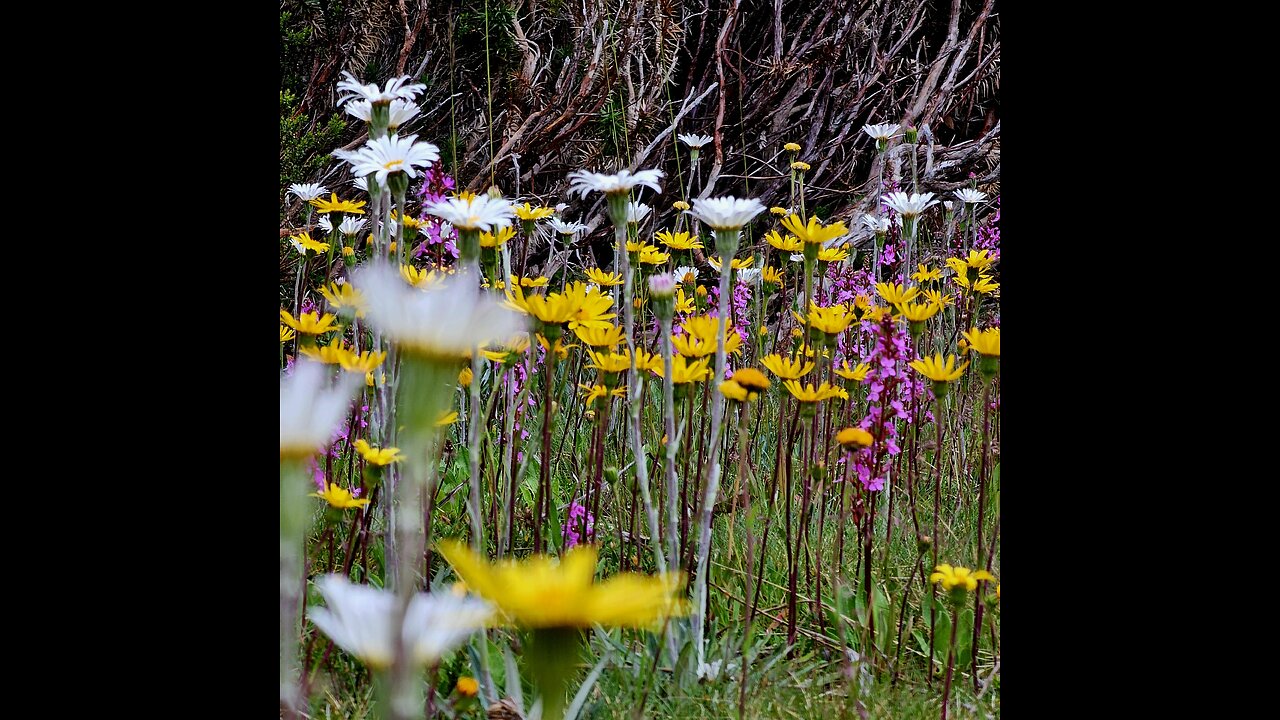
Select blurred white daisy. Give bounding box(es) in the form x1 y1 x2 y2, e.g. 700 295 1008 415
861 214 891 234
336 71 427 106
688 197 766 231
308 574 493 670
280 362 361 459
566 168 664 198
354 266 526 358
343 98 421 130
954 189 987 205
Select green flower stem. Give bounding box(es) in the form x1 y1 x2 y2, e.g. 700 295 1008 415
608 191 665 574
279 458 310 716
527 627 584 720
691 226 738 673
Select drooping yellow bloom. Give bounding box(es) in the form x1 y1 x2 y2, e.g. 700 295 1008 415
817 246 850 263
626 240 659 255
781 214 849 245
930 564 995 592
896 300 941 322
301 338 353 364
670 332 716 358
673 200 691 211
761 353 814 380
679 315 744 356
280 325 296 343
719 380 749 402
506 285 581 325
875 282 920 306
340 349 387 374
921 289 953 308
319 282 368 317
479 226 516 248
456 676 479 698
579 383 627 405
909 353 969 382
574 324 626 348
438 540 687 629
400 264 445 289
656 230 703 251
290 232 330 255
790 161 810 171
730 368 771 392
536 334 576 360
513 275 550 288
512 202 556 221
962 327 1000 357
585 268 624 287
761 266 784 285
650 355 711 384
639 246 670 265
912 264 942 282
835 427 874 449
353 439 403 466
280 309 339 335
674 287 695 314
310 482 372 509
947 249 996 272
783 380 848 403
586 349 633 374
769 206 788 216
798 303 855 335
633 348 664 373
391 211 422 230
783 142 802 152
309 193 367 215
833 360 871 382
955 273 1000 294
708 255 755 271
459 367 473 387
435 410 460 426
568 284 617 330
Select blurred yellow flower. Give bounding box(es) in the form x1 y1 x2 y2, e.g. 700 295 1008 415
353 439 403 466
585 268 624 287
783 380 848 403
280 310 339 335
835 427 874 449
310 482 371 509
930 564 995 592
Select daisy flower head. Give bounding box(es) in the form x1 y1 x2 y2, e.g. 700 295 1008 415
549 218 587 236
678 133 713 149
338 216 368 236
863 123 901 142
335 71 427 106
280 361 361 459
425 193 515 232
627 201 652 225
689 196 767 231
288 183 329 202
343 98 421 130
954 188 987 205
882 192 938 219
342 134 441 190
860 214 891 235
566 168 664 198
308 574 492 670
354 265 527 360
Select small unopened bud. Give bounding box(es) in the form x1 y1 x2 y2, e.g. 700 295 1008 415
604 466 619 485
486 185 503 199
648 273 676 299
917 535 932 552
905 126 918 144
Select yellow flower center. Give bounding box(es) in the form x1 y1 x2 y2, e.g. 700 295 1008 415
383 159 404 171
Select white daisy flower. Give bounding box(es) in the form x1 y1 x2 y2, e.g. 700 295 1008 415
354 266 526 357
688 196 766 231
942 201 954 212
335 71 427 106
863 123 901 141
308 575 493 670
626 201 652 224
737 268 762 285
341 134 441 190
424 194 515 232
339 216 368 236
566 168 665 198
352 176 369 192
954 189 987 204
674 265 698 282
861 214 891 234
789 253 805 263
550 218 587 235
288 183 329 202
882 192 938 218
317 215 333 234
678 133 713 149
280 362 361 458
343 98 422 130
